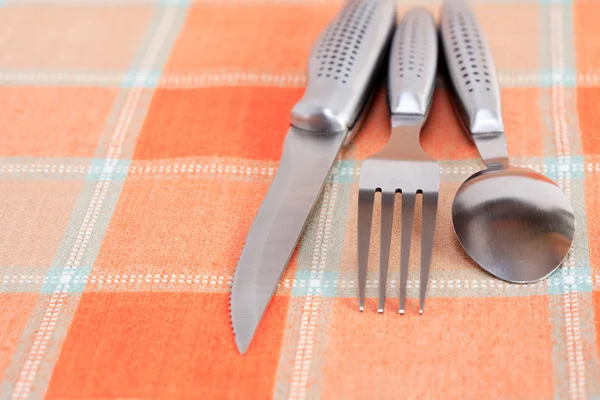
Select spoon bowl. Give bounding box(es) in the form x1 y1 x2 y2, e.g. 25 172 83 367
452 165 575 282
440 0 575 283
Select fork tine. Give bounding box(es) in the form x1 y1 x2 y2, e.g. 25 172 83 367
399 192 416 314
378 191 395 313
419 192 438 314
357 190 374 311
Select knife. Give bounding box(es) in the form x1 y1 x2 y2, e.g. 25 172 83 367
230 0 396 354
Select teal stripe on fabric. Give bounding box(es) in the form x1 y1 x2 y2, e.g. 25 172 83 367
0 156 589 183
291 270 341 298
539 0 572 5
0 70 596 89
120 71 161 88
41 266 93 294
537 71 578 87
543 155 586 180
529 72 578 87
333 160 356 184
158 0 189 5
547 268 593 295
86 159 130 181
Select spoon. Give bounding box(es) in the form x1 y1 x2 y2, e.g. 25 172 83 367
440 0 575 283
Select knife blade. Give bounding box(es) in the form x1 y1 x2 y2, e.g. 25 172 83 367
230 0 396 354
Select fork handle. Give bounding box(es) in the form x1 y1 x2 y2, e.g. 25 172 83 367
388 8 438 117
440 0 504 135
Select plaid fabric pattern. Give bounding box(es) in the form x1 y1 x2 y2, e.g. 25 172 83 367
0 0 598 398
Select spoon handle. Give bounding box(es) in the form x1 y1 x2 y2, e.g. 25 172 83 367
440 0 503 135
440 0 508 167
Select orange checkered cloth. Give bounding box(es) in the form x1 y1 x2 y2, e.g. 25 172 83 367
0 0 598 399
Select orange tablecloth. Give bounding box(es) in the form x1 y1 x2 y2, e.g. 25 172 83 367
0 0 599 398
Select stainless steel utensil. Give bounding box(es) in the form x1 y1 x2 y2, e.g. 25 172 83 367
440 0 575 283
231 0 396 354
358 8 439 314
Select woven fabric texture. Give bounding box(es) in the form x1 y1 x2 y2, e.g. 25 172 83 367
0 0 598 399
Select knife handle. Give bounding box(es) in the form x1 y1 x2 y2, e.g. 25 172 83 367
291 0 396 135
440 0 504 135
388 8 438 117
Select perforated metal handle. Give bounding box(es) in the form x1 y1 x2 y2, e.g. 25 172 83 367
388 8 437 117
290 0 396 134
440 0 504 135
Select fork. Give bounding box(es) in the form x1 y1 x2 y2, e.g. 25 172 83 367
358 8 439 314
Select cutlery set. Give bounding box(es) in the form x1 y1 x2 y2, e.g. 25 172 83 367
230 0 575 355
